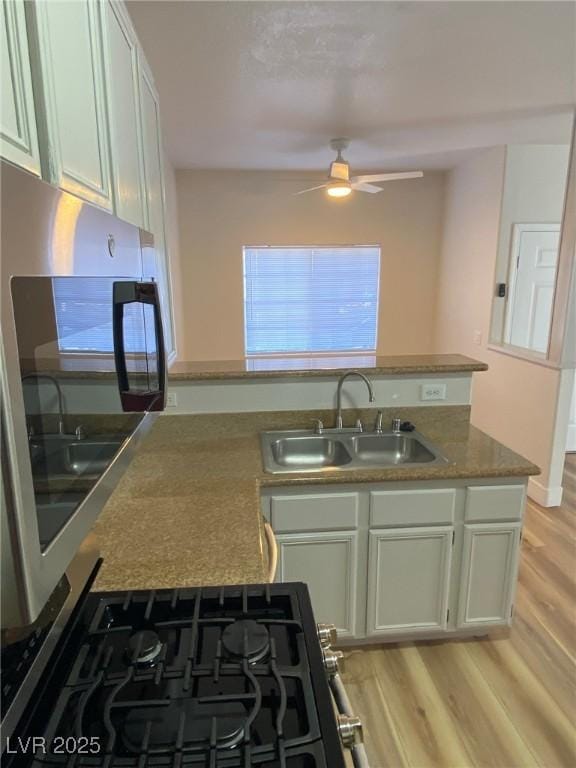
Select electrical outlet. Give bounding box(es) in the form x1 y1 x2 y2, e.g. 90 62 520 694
166 392 178 407
420 383 447 401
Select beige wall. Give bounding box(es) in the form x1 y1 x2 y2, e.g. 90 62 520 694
491 144 570 341
435 148 563 500
174 170 446 361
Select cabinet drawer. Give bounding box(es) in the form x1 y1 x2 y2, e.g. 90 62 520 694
369 489 456 526
270 493 359 533
465 485 525 522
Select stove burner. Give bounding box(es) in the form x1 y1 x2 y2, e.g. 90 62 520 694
222 619 270 664
127 630 162 665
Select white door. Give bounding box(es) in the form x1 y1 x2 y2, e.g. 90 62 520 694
276 531 358 638
100 0 146 227
457 523 522 627
35 0 112 209
505 223 560 353
0 0 41 174
367 527 453 637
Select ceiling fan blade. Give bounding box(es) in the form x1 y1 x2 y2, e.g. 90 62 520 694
351 182 383 194
294 184 327 195
351 171 424 184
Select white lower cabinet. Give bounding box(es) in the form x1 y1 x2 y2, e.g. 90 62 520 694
457 523 522 627
263 480 526 642
275 531 358 638
367 526 453 636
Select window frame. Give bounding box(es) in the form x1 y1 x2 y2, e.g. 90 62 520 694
242 244 381 358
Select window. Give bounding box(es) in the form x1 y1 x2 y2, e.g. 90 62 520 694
53 277 146 353
243 246 380 355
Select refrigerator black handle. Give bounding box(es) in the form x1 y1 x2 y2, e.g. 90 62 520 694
112 281 166 412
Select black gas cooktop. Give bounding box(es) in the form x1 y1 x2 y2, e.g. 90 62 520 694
8 583 345 768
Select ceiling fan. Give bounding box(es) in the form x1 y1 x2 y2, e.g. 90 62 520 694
295 138 424 198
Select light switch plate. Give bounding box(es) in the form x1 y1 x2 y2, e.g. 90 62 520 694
420 383 447 401
166 392 178 407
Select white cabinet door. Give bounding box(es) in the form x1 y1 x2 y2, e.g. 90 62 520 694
367 527 453 636
138 57 174 354
276 531 358 638
457 523 521 627
35 0 112 209
100 0 145 227
0 0 41 174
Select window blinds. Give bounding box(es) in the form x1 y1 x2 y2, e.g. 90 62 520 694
243 246 380 355
52 277 146 353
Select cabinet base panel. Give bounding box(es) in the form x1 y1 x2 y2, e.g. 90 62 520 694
336 625 508 646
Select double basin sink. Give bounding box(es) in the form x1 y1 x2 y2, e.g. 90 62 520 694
261 429 450 474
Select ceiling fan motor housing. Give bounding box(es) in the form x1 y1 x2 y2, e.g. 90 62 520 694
329 160 350 181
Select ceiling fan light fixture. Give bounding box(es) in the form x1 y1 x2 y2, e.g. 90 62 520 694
326 180 352 198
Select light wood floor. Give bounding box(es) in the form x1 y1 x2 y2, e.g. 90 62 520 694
343 454 576 768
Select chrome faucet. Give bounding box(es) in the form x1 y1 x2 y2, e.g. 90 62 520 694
21 373 66 435
335 370 375 429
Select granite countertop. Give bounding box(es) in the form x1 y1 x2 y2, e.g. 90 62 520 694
169 354 488 380
23 353 488 382
91 407 539 593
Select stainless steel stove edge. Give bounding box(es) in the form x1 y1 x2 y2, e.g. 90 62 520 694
1 535 100 748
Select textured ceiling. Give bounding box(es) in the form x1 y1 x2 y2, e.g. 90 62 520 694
127 1 575 171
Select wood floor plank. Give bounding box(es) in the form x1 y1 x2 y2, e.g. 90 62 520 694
364 645 474 768
343 455 576 768
341 649 407 768
462 637 575 768
416 641 539 768
504 598 575 718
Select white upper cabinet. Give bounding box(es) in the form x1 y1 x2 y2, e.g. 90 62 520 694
100 0 145 227
34 0 112 209
139 57 164 238
139 57 174 355
0 0 41 174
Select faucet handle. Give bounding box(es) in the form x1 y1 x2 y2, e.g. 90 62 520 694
355 419 363 433
374 411 383 433
314 419 324 435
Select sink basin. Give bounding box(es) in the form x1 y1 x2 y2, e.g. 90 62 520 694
29 434 125 477
64 440 123 475
271 436 352 468
261 429 450 474
351 433 436 464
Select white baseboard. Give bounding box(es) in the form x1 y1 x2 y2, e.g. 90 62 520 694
528 477 564 508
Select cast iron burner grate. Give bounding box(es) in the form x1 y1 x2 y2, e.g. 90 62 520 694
18 584 344 768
